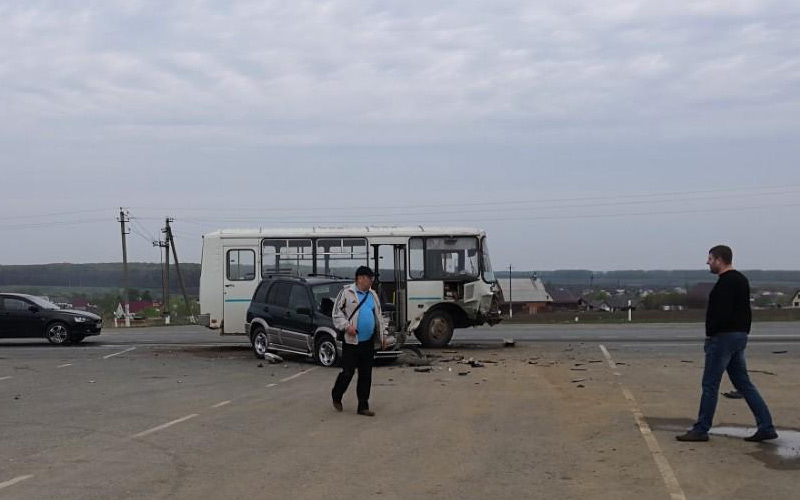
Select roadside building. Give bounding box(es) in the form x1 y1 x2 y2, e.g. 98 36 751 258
547 287 583 311
500 276 553 315
791 290 800 308
608 295 639 312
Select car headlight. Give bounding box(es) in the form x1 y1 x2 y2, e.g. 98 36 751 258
73 317 88 323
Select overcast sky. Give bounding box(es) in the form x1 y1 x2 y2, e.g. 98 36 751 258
1 1 799 271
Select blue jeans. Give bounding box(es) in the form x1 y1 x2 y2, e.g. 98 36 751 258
692 332 774 435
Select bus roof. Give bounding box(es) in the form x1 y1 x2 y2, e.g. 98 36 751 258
203 226 487 239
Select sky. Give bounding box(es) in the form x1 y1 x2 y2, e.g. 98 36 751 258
1 0 799 271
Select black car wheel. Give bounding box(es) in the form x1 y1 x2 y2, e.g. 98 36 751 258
417 310 454 348
314 334 339 367
46 322 71 345
251 326 270 359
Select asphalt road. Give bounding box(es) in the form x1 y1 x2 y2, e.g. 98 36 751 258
1 323 798 499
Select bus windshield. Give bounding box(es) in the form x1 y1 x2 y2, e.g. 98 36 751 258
481 237 495 283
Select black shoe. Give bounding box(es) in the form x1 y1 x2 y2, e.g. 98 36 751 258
332 400 343 412
744 429 778 442
357 409 376 417
676 431 709 442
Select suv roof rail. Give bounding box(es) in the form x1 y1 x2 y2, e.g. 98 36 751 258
262 273 306 282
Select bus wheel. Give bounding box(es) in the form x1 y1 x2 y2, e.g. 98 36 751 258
418 310 453 348
251 326 270 359
315 334 339 367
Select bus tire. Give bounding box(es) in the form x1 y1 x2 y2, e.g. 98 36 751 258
418 310 453 348
314 334 339 367
251 326 270 359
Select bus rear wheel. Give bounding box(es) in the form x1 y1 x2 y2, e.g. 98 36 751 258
417 310 453 348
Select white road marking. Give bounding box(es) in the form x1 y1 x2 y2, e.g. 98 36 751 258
279 367 319 383
0 376 12 382
212 401 231 409
57 363 73 368
600 345 687 500
266 383 277 388
103 347 137 359
0 475 34 491
132 414 199 439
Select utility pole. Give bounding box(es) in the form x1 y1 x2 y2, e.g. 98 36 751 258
152 238 168 317
118 208 131 327
165 219 195 323
162 219 171 325
508 264 513 319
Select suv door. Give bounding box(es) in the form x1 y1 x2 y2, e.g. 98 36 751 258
281 284 315 352
264 281 292 347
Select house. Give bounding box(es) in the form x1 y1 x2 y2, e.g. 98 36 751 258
608 295 639 312
547 287 582 311
500 277 553 315
114 301 162 319
792 290 800 308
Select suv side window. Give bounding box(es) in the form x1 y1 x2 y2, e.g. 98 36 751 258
253 282 270 304
287 284 312 311
265 282 292 308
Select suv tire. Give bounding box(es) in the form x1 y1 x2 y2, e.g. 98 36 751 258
314 334 339 367
251 325 271 359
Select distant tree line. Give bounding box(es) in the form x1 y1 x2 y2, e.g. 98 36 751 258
0 263 201 294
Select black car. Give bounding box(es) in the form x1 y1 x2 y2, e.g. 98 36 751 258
0 293 103 344
245 276 397 367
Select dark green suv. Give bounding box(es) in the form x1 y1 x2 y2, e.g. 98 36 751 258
245 276 398 367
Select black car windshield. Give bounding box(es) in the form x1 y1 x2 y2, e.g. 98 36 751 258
311 283 348 314
26 296 60 310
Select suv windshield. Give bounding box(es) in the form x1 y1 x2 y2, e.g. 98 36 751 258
311 282 348 315
481 237 496 283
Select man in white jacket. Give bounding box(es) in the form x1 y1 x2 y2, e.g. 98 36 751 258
331 266 385 416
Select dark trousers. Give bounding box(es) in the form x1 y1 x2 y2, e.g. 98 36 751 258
692 332 774 434
331 340 374 411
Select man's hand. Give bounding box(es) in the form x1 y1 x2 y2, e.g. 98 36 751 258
346 325 357 337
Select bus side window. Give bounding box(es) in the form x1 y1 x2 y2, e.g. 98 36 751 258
409 238 424 279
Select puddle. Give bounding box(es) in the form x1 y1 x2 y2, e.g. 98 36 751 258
646 417 800 470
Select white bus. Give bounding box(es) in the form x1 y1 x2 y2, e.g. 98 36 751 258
198 226 502 347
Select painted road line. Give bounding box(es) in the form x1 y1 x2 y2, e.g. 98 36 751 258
0 475 34 491
0 376 12 382
600 345 687 500
132 414 199 439
279 367 319 383
57 363 74 368
212 401 231 409
103 347 137 359
266 383 277 388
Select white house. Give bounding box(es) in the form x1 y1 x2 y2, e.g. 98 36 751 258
792 290 800 308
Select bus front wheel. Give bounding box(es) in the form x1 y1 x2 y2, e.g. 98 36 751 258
417 310 453 348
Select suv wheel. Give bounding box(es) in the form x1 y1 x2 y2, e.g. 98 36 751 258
251 326 270 359
314 334 339 367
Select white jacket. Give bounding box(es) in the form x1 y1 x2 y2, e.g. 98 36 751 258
332 284 385 348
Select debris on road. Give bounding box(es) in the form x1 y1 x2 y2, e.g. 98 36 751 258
722 391 743 399
503 338 515 347
571 378 587 383
772 350 788 355
750 369 778 376
414 366 433 373
458 371 471 376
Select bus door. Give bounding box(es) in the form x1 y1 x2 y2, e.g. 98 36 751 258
374 244 407 334
223 247 258 334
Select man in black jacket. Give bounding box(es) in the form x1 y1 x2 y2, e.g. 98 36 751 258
677 245 778 442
